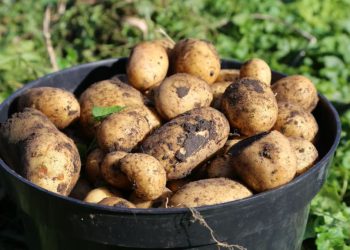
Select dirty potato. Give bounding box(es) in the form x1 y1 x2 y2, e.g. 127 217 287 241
289 137 318 175
240 58 271 85
85 148 105 185
210 81 231 109
215 69 240 82
98 197 136 208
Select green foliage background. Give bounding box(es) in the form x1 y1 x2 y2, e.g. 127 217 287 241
1 0 350 249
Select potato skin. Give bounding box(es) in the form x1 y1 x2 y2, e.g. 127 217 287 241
98 197 136 208
79 79 144 137
155 73 213 120
169 178 252 207
272 75 318 111
172 39 221 84
221 78 278 136
215 69 240 82
129 188 172 208
84 187 116 203
120 153 166 200
273 102 318 141
240 58 271 85
207 155 236 179
100 151 131 190
289 137 318 175
127 41 169 91
85 148 105 185
142 107 230 179
0 108 81 196
230 130 297 192
210 81 231 109
167 179 191 192
18 87 80 129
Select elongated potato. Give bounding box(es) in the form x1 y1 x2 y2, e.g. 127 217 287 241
0 108 81 195
289 137 318 175
142 107 230 179
229 130 297 192
79 79 144 137
18 87 80 129
169 178 252 207
172 39 221 84
272 75 318 111
221 77 278 136
240 58 271 85
127 41 169 91
155 73 213 120
98 197 136 208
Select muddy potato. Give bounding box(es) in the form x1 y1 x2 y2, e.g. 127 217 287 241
215 69 240 82
129 188 172 208
172 39 220 84
273 102 318 141
98 197 136 208
207 155 236 179
79 79 144 137
210 81 231 109
240 58 271 85
169 178 252 207
120 153 166 200
127 42 169 91
84 187 116 203
221 78 278 136
17 87 80 129
70 178 93 200
155 73 213 120
0 108 81 196
289 137 318 175
272 75 318 112
85 148 105 184
100 151 131 190
142 107 230 179
230 130 297 192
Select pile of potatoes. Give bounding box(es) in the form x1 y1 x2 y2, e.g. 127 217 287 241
0 38 320 209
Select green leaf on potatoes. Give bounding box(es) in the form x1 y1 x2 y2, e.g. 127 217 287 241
92 106 126 121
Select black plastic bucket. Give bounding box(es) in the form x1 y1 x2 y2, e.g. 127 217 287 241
0 58 341 250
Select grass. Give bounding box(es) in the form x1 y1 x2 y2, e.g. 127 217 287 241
1 0 350 249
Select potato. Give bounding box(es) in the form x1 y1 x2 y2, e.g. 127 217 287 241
167 179 191 192
17 87 80 129
98 197 136 208
272 75 318 111
84 187 116 203
100 151 131 190
207 155 236 179
210 81 231 109
120 153 166 200
127 41 169 91
142 107 230 179
155 73 213 120
172 39 220 84
273 102 318 141
289 137 318 175
79 79 144 137
152 39 175 56
240 58 271 85
70 178 93 200
221 77 278 136
215 69 240 82
129 188 172 208
229 130 297 192
85 148 105 185
0 108 81 196
169 178 252 207
96 110 150 152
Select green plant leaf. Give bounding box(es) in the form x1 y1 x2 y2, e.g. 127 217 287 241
92 106 126 121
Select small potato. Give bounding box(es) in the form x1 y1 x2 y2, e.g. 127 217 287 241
85 148 105 184
120 153 166 200
172 39 221 84
142 107 230 179
127 41 169 91
272 75 318 112
215 69 240 82
240 58 271 85
169 178 252 207
18 87 80 129
167 179 191 192
289 137 318 175
129 188 172 208
97 111 149 152
100 151 131 190
221 78 278 136
230 130 297 192
79 79 144 137
155 73 213 120
210 81 231 109
84 187 115 203
273 102 318 141
98 197 136 208
207 155 236 179
70 178 93 200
